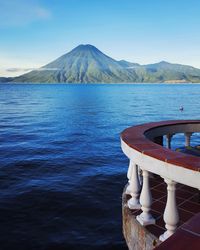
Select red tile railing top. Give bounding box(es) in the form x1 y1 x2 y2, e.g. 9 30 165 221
121 120 200 171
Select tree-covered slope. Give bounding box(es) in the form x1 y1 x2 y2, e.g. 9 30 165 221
0 77 11 82
138 61 200 83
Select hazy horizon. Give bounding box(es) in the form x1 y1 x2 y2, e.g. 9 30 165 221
0 0 200 77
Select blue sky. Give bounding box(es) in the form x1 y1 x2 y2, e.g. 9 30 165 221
0 0 200 76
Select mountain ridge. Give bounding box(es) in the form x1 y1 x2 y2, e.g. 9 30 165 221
2 44 200 83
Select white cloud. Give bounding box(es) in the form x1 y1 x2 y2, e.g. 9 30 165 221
6 67 58 72
36 6 51 19
0 0 51 27
0 68 24 77
0 66 59 77
37 67 59 71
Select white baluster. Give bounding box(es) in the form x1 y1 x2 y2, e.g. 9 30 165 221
138 165 143 186
166 134 173 149
184 132 192 147
127 163 141 209
159 179 179 241
126 161 133 195
136 170 155 226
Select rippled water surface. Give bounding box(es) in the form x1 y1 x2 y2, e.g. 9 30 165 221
0 84 199 250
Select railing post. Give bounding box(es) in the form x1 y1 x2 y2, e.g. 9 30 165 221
127 161 141 209
126 160 133 195
166 134 173 149
159 179 179 241
136 169 155 226
138 165 143 186
184 132 192 147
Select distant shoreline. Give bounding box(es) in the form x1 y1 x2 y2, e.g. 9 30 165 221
1 82 200 85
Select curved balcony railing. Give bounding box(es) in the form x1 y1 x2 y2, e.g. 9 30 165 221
121 120 200 241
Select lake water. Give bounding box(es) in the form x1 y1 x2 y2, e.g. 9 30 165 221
0 84 199 250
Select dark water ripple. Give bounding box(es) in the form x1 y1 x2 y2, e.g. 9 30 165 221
0 83 200 250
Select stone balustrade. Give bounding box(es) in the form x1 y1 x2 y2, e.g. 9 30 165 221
121 120 200 242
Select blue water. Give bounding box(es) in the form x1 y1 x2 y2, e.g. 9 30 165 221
0 84 199 250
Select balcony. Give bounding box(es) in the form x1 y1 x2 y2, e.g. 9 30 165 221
121 120 200 249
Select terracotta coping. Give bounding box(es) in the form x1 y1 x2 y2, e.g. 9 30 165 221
121 120 200 171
